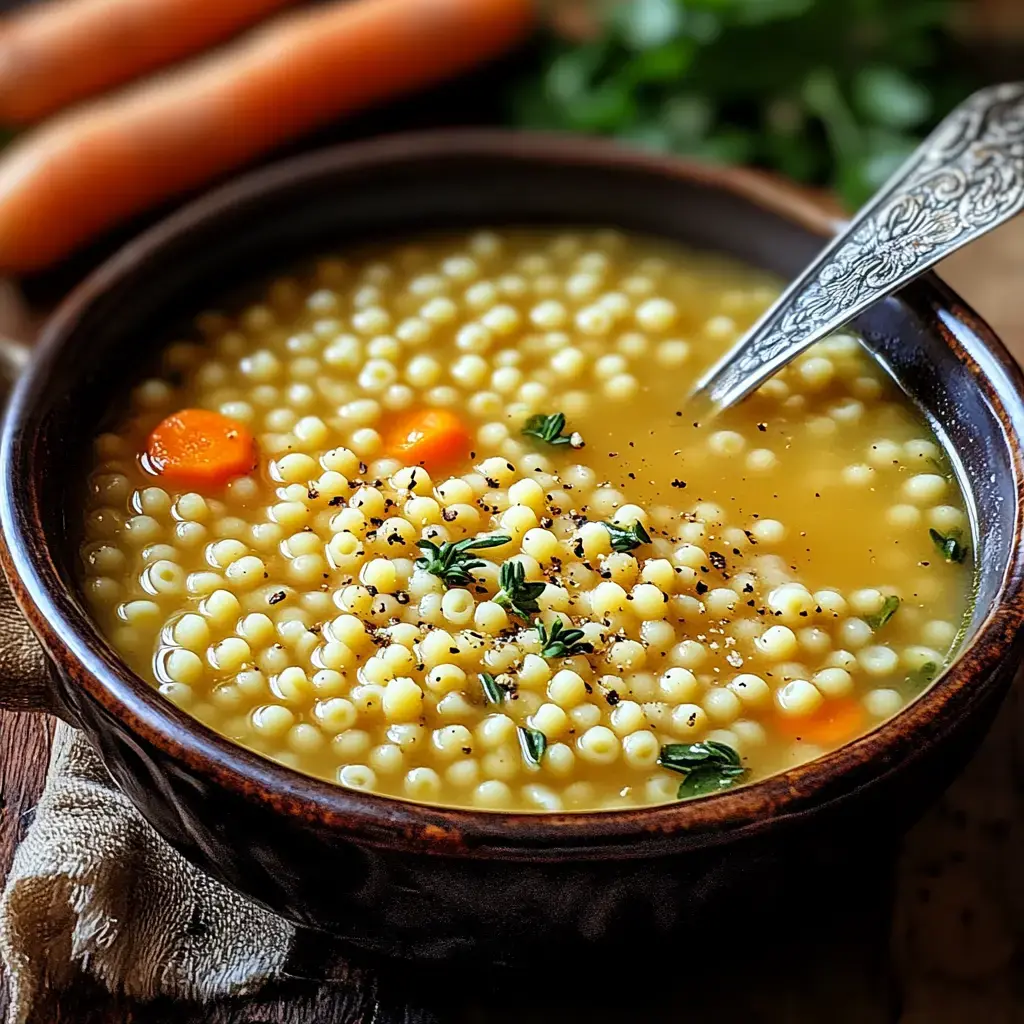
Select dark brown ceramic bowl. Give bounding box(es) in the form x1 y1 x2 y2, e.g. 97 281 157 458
2 131 1024 965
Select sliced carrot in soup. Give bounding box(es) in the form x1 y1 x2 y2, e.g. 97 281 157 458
772 697 866 747
386 408 472 473
146 408 257 489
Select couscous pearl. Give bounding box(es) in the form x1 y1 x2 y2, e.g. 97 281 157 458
548 670 586 708
252 704 295 738
708 431 745 457
839 618 874 650
886 504 921 529
929 505 966 532
867 439 903 466
864 688 903 718
604 374 638 401
775 679 823 717
812 668 854 698
703 687 742 725
671 703 708 738
164 648 204 685
902 645 944 672
798 357 834 390
904 439 941 462
842 464 875 486
473 781 513 809
532 703 569 739
338 765 377 791
922 620 957 649
746 448 777 472
727 674 771 708
858 645 899 677
635 298 676 332
756 625 798 660
577 725 619 765
903 473 947 505
751 519 786 545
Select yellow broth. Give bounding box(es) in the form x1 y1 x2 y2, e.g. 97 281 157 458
77 229 973 810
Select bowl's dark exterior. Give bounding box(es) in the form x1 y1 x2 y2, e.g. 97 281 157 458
3 133 1024 964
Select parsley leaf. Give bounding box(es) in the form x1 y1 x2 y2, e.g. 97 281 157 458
658 740 748 799
479 672 506 705
865 594 900 631
929 528 969 564
518 725 548 768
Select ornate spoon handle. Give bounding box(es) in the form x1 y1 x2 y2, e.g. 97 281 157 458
693 81 1024 411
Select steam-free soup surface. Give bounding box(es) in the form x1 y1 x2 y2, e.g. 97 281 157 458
78 229 973 810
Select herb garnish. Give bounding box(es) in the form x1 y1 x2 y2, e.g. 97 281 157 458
518 725 547 768
535 618 594 659
658 740 748 798
508 1 974 210
479 672 506 705
929 528 969 564
494 561 546 618
522 412 577 447
865 594 900 631
415 534 511 587
603 520 651 552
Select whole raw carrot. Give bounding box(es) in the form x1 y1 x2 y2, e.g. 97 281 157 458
0 0 301 124
0 0 535 271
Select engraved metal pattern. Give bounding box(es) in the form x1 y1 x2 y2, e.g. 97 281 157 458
696 82 1024 410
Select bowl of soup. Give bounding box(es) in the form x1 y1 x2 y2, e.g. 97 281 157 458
2 131 1023 962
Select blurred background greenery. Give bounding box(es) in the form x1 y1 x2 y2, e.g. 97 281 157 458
510 0 999 208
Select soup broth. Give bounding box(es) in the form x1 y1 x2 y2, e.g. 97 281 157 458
78 229 973 810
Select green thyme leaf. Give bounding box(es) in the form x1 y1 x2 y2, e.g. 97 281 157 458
518 725 548 768
603 520 651 552
535 618 594 659
494 561 547 619
865 594 900 631
415 534 511 587
929 528 969 564
658 740 748 799
659 740 742 773
522 412 575 447
677 764 748 798
479 672 505 705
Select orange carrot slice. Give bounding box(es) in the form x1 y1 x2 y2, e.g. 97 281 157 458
386 408 472 473
146 408 257 488
772 697 866 747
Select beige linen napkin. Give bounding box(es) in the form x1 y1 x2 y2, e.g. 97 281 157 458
0 722 294 1023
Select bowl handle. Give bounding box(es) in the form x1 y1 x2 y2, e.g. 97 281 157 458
0 288 72 721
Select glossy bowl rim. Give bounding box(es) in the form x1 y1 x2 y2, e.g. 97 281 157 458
4 129 1024 859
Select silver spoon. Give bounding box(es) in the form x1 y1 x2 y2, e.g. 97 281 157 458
693 81 1024 412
